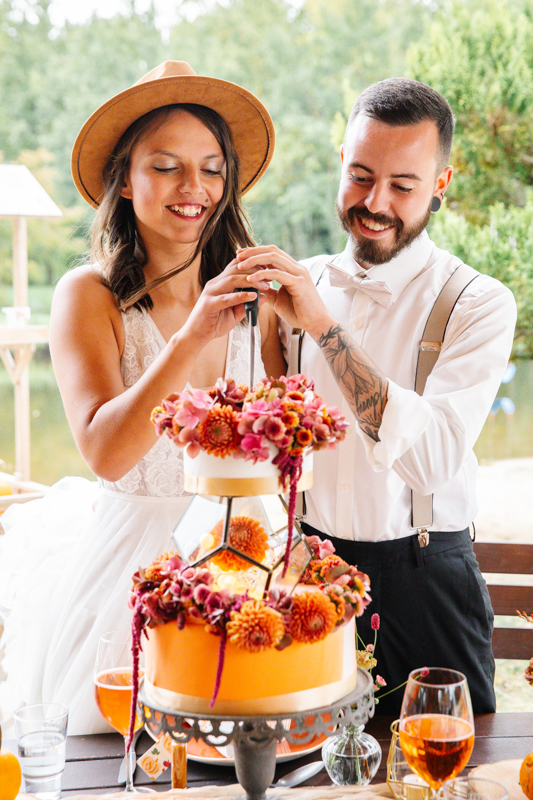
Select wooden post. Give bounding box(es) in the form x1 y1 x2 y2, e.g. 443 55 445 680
14 347 33 481
0 165 61 487
11 217 31 480
13 216 28 307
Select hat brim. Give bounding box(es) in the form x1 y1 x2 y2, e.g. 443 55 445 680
71 75 275 208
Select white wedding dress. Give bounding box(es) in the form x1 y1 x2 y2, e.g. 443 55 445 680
0 307 265 735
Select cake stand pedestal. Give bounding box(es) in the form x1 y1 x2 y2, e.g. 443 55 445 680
138 666 374 800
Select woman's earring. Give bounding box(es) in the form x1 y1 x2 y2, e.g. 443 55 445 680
431 195 442 213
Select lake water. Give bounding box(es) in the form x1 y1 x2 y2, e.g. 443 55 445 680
0 358 531 485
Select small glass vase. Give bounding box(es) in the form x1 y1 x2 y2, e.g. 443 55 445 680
322 723 382 785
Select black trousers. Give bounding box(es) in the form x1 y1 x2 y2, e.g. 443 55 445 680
302 523 496 717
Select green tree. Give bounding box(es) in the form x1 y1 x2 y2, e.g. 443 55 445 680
167 0 433 258
429 199 533 356
407 0 533 224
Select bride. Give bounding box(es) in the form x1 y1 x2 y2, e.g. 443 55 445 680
0 61 284 735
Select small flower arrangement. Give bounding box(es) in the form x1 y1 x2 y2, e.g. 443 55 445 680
356 614 429 701
151 374 348 573
127 534 371 750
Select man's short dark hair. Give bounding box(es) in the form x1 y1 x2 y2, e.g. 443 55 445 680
347 78 455 171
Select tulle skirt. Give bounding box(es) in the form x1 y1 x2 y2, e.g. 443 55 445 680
0 477 191 735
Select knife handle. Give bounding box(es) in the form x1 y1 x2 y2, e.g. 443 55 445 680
234 287 259 326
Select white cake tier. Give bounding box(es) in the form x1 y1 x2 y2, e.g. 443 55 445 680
184 443 313 496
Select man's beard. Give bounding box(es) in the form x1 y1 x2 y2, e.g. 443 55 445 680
336 202 432 266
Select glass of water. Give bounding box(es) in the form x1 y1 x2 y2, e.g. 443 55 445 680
442 777 509 800
13 702 68 800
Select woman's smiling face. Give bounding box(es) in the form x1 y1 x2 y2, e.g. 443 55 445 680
121 108 226 255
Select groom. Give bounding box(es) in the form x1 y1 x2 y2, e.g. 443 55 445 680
237 77 517 714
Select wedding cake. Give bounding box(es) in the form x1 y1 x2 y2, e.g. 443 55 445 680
128 375 370 719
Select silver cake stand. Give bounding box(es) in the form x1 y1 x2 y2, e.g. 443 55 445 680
138 666 374 800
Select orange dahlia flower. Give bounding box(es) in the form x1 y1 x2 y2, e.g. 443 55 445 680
227 600 285 651
280 410 299 428
198 405 240 457
289 591 337 643
285 390 305 402
210 516 268 571
143 551 178 582
296 429 313 446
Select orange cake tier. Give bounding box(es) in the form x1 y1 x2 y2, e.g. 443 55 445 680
143 615 357 715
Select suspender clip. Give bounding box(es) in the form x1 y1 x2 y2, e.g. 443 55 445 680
417 528 430 548
419 341 442 352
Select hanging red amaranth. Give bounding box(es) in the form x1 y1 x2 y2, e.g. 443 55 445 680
210 628 227 707
273 451 303 577
127 603 144 753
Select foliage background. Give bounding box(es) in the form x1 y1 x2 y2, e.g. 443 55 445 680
0 0 532 352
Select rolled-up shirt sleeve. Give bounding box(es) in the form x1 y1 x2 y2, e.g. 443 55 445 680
357 277 517 494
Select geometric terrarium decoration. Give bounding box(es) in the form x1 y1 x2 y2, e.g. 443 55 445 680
172 493 313 599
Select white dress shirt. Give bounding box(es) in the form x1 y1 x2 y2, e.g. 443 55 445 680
282 231 517 541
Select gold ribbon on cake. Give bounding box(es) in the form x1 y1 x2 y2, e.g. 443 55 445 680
184 471 313 497
142 672 357 716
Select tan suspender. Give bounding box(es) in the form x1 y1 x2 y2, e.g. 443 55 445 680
411 263 479 537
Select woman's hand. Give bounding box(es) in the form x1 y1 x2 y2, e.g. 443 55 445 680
235 245 335 339
181 259 270 345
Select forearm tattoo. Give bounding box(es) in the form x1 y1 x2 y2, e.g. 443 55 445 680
317 324 388 442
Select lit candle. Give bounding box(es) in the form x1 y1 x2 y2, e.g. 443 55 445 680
403 774 430 800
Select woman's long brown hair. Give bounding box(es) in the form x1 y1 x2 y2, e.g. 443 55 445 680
90 103 255 310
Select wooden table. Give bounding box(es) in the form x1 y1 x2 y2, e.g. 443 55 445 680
7 713 533 795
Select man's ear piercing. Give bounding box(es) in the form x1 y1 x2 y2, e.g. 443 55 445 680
431 196 442 213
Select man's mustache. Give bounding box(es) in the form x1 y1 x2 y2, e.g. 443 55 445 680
346 206 402 231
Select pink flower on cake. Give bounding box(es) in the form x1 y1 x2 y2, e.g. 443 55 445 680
173 425 201 457
174 389 213 428
209 378 247 408
263 416 286 442
305 535 335 561
239 432 270 461
192 584 212 606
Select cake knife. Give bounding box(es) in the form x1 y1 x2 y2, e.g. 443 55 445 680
271 760 324 788
233 286 259 388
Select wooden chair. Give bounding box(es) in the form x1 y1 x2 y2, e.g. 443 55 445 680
473 541 533 660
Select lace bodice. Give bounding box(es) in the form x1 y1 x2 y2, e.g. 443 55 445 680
99 307 266 497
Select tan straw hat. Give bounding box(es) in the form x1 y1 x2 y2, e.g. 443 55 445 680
71 60 275 208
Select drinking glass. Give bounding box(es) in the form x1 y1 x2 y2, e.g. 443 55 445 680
398 668 474 796
14 702 68 800
94 629 153 793
442 776 509 800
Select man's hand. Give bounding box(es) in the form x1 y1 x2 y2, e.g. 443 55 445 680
236 245 335 339
237 245 388 440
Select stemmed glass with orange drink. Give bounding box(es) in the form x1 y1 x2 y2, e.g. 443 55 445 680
94 630 153 793
399 668 475 798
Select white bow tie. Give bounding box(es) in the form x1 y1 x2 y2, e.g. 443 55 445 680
326 262 394 309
